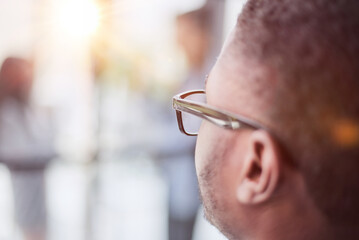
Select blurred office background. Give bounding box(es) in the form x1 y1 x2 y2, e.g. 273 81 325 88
0 0 246 239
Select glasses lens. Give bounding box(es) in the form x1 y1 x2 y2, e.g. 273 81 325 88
182 111 203 135
181 92 206 135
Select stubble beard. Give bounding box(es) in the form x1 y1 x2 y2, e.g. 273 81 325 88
198 161 219 226
196 138 239 240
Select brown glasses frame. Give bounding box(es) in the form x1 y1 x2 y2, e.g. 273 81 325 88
172 89 266 136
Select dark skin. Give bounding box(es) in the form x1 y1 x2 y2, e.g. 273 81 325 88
195 31 334 240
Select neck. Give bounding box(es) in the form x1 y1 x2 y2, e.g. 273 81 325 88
239 171 332 240
249 200 330 240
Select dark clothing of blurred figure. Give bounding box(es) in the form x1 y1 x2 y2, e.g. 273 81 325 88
0 57 56 240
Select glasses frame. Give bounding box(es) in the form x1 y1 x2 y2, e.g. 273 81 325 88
172 89 266 136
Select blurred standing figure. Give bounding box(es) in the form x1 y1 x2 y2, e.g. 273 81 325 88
0 57 56 240
158 6 215 240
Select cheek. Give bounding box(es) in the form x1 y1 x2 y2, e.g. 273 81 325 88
196 122 250 194
195 121 215 174
195 121 235 169
195 122 234 195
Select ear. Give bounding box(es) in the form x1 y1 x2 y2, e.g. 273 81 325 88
236 130 281 204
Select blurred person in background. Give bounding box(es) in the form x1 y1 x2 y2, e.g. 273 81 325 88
155 5 218 240
173 0 359 239
0 57 56 240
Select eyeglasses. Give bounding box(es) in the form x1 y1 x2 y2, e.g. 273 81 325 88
172 89 266 136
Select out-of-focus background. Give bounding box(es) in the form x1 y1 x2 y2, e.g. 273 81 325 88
0 0 246 239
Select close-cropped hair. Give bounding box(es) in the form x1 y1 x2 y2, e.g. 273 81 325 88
235 0 359 224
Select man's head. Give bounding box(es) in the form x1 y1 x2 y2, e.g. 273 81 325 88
176 7 211 69
0 57 33 103
195 0 359 239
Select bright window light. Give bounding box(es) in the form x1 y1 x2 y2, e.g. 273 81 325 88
53 0 100 39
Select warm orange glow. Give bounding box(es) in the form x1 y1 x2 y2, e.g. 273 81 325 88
332 119 359 148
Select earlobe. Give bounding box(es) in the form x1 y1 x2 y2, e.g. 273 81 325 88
236 130 281 205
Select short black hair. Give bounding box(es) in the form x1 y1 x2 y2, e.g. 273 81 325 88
235 0 359 225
